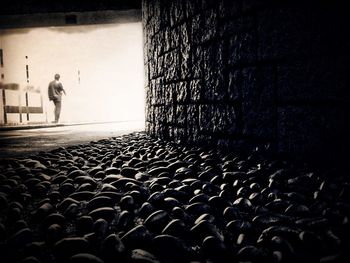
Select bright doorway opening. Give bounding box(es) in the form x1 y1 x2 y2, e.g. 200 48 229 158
0 22 144 128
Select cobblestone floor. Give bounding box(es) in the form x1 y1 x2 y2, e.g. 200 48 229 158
0 132 349 262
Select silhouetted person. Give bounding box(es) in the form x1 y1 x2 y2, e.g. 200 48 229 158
48 73 66 123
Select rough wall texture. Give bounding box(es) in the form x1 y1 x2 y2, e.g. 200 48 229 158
142 0 350 164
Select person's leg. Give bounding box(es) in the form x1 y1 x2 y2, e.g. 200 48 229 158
54 100 61 122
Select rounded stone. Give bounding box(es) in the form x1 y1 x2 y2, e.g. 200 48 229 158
69 253 104 263
89 207 116 222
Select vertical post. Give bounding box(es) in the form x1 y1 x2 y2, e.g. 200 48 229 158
25 56 30 122
2 88 6 124
25 92 29 121
26 64 29 83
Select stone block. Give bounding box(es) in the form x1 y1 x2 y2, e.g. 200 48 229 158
174 127 187 143
203 43 226 101
189 79 202 102
185 0 202 18
156 55 164 77
158 106 167 124
228 32 257 66
145 87 152 107
186 104 200 146
199 104 215 132
158 1 170 30
219 16 254 37
165 105 175 124
180 46 192 79
218 0 242 18
145 105 151 122
241 67 276 139
164 50 180 81
176 82 188 103
145 121 153 135
202 9 218 42
180 22 192 79
144 64 149 82
187 104 199 127
142 0 148 21
228 70 242 101
164 84 174 105
165 27 180 51
154 33 164 56
257 7 311 60
147 36 154 59
242 0 267 13
277 106 350 161
192 14 203 45
154 84 165 105
149 59 157 79
180 22 190 46
169 0 185 27
213 105 237 134
176 105 187 127
191 46 203 79
276 57 349 102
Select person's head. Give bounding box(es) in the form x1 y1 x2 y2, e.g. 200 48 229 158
54 74 60 80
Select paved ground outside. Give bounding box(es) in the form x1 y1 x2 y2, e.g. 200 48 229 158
0 121 144 158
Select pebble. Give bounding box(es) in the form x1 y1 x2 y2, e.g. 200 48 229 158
54 237 90 261
185 202 212 216
32 202 54 222
117 210 134 230
190 220 224 242
69 253 104 263
93 218 109 239
120 195 135 211
8 228 33 248
42 213 66 230
69 191 95 201
0 222 6 241
144 210 170 233
0 132 349 262
64 203 80 219
76 216 94 236
121 225 151 250
57 197 79 212
102 175 123 183
138 202 155 219
201 236 228 261
19 256 41 263
121 167 138 178
151 234 191 263
236 245 268 262
130 249 160 263
162 219 188 238
89 207 116 222
46 223 63 245
0 194 9 211
87 196 114 211
100 234 126 261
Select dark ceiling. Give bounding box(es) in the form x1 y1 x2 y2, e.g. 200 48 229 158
0 0 142 15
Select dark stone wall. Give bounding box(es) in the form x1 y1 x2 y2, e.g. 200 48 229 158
143 0 350 164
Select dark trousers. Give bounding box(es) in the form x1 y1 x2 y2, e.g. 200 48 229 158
53 100 61 122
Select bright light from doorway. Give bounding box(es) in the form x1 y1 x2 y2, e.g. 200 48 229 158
0 22 145 126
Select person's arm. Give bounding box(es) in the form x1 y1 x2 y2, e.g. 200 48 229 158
48 84 54 100
59 83 66 95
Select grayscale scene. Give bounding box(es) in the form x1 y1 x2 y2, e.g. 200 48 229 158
0 1 349 263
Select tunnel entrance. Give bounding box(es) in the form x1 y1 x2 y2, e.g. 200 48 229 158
0 20 144 128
